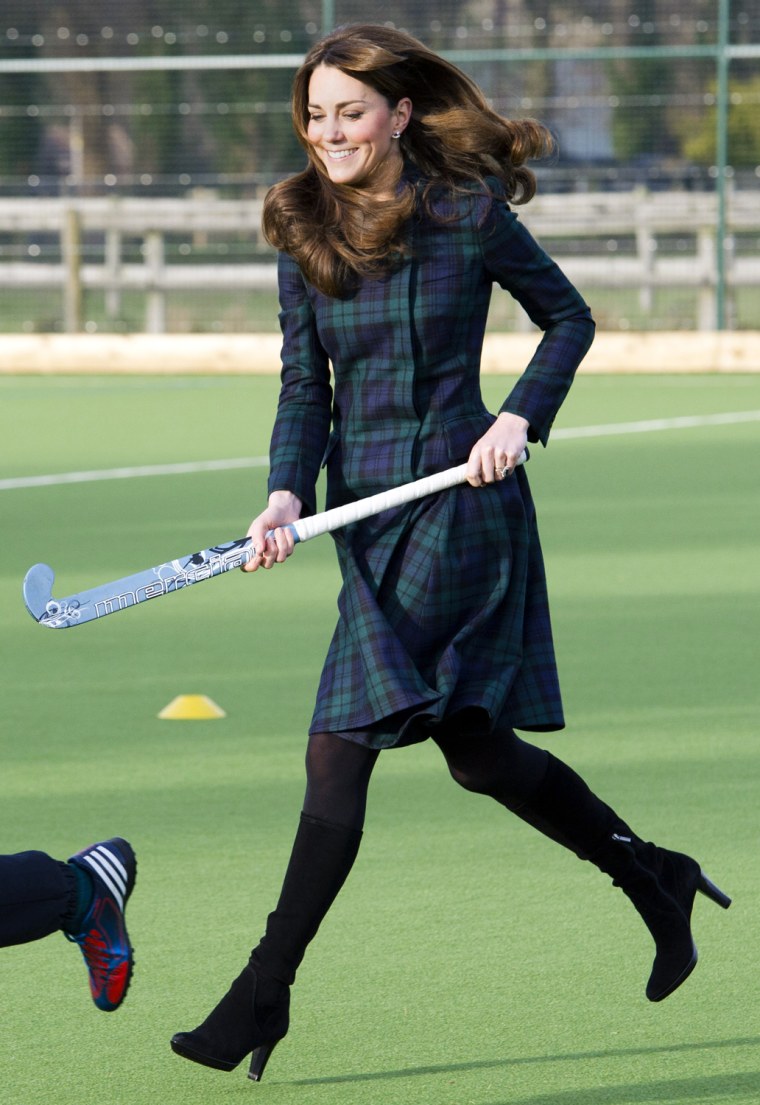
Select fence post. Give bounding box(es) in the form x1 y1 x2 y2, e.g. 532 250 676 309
715 0 730 329
105 221 122 324
61 207 83 333
696 225 717 332
321 0 335 34
634 187 654 316
144 230 166 333
723 222 736 329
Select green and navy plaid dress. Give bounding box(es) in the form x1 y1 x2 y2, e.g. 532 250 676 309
267 172 595 749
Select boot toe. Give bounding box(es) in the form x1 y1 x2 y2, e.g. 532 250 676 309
646 940 697 1002
170 1032 237 1071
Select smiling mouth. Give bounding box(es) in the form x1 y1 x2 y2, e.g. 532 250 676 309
326 148 358 160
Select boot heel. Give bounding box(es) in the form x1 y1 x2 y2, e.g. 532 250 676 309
248 1040 279 1082
698 873 731 910
172 965 288 1078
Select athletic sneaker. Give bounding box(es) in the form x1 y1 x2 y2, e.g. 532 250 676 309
65 838 137 1012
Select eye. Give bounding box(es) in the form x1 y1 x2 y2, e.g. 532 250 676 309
343 112 363 121
308 113 324 123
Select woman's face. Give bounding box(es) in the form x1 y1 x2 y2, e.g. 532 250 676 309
306 64 411 194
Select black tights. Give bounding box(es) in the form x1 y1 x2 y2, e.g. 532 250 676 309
302 727 550 831
303 732 380 829
254 730 617 988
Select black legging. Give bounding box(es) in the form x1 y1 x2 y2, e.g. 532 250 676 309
0 851 78 947
302 726 550 831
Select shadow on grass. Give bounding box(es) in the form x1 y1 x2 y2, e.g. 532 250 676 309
288 1036 760 1099
481 1071 760 1105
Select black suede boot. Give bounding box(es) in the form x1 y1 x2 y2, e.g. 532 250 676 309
171 963 289 1079
171 813 362 1080
512 754 731 1001
590 830 731 1001
249 813 363 987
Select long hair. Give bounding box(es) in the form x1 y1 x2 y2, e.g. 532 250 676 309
263 24 553 297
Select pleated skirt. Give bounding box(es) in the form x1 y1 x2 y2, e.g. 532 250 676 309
309 467 564 749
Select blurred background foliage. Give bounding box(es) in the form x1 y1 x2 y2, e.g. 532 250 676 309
1 0 758 196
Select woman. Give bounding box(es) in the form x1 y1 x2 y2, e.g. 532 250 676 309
171 24 729 1081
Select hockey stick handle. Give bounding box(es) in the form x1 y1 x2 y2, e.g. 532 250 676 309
276 452 526 545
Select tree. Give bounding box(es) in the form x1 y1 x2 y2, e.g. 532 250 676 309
676 76 760 167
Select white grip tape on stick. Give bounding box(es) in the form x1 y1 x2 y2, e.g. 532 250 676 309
289 452 525 545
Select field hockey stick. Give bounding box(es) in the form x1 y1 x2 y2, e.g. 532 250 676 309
23 452 526 629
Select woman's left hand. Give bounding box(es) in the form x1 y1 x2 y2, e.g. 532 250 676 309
465 411 530 487
242 490 302 572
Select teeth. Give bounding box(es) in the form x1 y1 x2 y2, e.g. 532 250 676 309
327 149 356 160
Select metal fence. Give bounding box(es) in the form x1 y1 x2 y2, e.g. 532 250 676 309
0 0 758 333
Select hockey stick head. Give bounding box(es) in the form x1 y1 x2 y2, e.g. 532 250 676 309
23 563 61 625
23 563 88 629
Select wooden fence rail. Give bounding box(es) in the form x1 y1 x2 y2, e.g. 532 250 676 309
0 189 757 332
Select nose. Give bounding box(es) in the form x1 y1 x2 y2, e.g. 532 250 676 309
323 114 345 143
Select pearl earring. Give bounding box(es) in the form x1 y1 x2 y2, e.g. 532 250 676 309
392 130 402 138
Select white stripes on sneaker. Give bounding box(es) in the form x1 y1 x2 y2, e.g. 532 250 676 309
83 844 129 911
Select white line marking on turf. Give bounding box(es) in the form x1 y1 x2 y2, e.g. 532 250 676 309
2 410 759 492
0 456 269 491
552 410 760 440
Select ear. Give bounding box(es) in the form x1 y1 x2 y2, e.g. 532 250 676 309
392 97 412 136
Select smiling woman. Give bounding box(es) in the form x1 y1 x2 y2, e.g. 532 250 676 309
305 66 411 195
169 22 732 1087
261 23 552 297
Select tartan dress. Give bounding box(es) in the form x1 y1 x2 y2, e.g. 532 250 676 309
267 173 595 749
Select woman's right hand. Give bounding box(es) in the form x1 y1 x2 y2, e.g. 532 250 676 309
243 490 303 572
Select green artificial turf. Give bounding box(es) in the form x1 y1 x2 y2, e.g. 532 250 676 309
1 372 759 1104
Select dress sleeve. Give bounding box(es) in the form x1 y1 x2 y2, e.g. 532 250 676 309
478 192 595 446
267 252 332 517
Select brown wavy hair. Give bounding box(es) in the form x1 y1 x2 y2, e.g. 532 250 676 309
262 23 554 297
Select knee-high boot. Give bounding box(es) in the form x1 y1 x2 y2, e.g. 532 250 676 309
511 754 731 1002
171 813 362 1080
